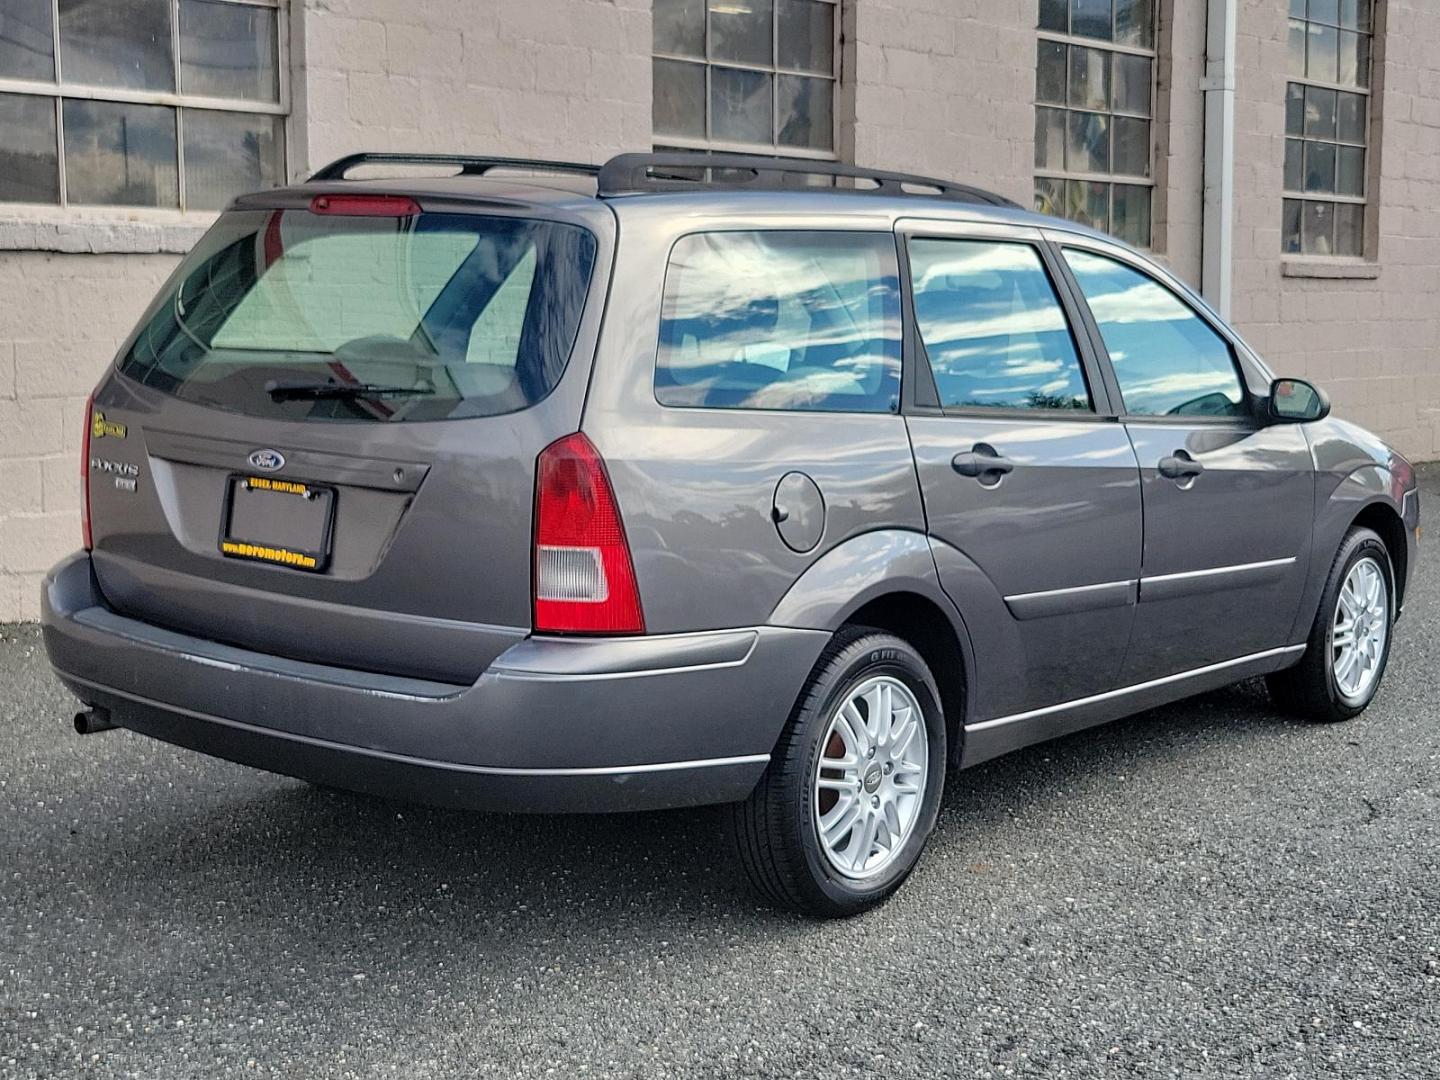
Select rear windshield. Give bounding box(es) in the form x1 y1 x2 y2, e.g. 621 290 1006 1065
119 208 597 422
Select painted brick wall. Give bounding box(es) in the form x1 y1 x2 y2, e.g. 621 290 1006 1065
1228 0 1440 455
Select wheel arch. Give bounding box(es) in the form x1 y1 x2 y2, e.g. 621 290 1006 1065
766 529 975 768
1351 500 1409 609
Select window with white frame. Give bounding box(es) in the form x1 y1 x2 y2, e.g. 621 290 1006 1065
0 0 285 212
652 0 838 157
1284 0 1373 256
1034 0 1157 248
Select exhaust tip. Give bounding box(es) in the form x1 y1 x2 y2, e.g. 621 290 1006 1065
74 707 116 735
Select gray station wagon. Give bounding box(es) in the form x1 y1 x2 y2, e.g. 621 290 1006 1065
42 152 1420 916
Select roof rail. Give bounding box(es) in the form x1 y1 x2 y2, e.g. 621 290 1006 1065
596 152 1020 208
308 152 602 183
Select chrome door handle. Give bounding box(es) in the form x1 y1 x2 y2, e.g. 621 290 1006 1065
1157 452 1204 480
952 444 1015 480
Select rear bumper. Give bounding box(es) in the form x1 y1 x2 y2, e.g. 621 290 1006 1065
42 553 827 813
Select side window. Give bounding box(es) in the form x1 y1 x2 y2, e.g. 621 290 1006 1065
1064 249 1247 418
655 231 902 412
909 238 1091 411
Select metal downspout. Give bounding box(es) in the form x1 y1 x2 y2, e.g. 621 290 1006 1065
1201 0 1238 319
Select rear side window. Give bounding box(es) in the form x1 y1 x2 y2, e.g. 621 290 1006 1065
909 238 1091 412
655 231 902 412
120 209 597 422
1063 249 1247 418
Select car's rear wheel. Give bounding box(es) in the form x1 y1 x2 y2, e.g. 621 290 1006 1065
729 627 946 917
1266 526 1395 722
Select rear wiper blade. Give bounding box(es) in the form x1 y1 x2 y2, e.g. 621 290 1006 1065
265 379 435 401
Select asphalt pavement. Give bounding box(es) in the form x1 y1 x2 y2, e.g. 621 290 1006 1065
3 471 1437 1079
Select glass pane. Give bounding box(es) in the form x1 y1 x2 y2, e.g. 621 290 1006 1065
180 0 279 102
1071 0 1113 41
1286 82 1305 136
121 212 598 423
1068 46 1110 111
1340 0 1371 32
1112 116 1149 177
1038 0 1067 33
1115 0 1154 48
62 99 177 207
1307 22 1338 83
1111 183 1151 247
1304 141 1336 193
910 240 1089 411
1305 85 1337 137
710 65 771 144
710 0 772 67
1064 249 1245 418
1284 138 1304 191
1301 200 1335 254
653 59 706 139
1337 91 1366 142
1335 202 1363 256
777 0 832 74
777 74 831 151
654 0 705 57
1337 29 1363 87
182 109 283 211
1035 176 1065 217
1289 0 1306 16
1067 111 1110 173
1113 54 1152 116
59 0 174 91
655 231 902 413
1309 0 1339 23
1067 179 1109 231
1282 199 1303 253
1288 20 1306 78
1336 145 1365 196
0 93 59 203
1035 107 1066 170
1354 32 1370 88
1036 40 1066 105
0 0 53 80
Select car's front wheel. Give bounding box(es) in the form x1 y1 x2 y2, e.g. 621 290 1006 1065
1266 526 1395 722
729 627 946 917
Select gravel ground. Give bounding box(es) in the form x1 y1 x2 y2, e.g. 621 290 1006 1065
3 475 1437 1079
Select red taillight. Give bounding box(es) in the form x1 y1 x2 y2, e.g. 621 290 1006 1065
533 433 644 635
309 194 421 217
80 393 94 551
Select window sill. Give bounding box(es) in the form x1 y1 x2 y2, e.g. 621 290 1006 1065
1281 258 1381 280
0 206 219 255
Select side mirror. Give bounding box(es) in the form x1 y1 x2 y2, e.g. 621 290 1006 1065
1268 377 1330 424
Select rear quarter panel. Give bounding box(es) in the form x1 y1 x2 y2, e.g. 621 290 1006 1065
583 200 928 634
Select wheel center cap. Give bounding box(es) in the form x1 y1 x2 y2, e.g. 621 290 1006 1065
863 763 883 794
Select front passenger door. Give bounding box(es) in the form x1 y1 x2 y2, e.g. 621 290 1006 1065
1060 245 1314 685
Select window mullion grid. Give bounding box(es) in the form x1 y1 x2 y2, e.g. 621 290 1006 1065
173 0 185 210
51 0 66 208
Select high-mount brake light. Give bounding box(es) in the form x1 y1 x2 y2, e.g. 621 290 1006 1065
309 194 421 217
533 433 645 635
80 393 94 551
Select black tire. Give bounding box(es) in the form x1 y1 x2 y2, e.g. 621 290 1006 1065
1266 526 1395 722
729 626 947 917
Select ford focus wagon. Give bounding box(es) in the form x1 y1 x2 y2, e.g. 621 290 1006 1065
43 152 1419 916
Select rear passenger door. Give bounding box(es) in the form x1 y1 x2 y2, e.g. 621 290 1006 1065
899 220 1144 722
1055 239 1314 685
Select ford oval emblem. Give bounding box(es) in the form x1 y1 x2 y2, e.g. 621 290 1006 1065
248 449 285 472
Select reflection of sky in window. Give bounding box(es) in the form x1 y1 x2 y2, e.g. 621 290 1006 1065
910 240 1089 410
1065 250 1244 416
656 232 902 411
